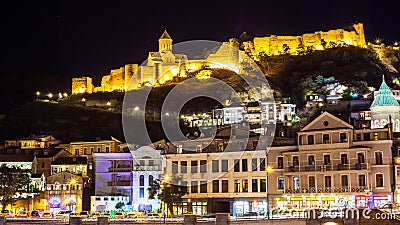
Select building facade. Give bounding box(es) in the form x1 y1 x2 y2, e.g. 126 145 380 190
244 23 366 59
283 112 393 210
370 76 400 132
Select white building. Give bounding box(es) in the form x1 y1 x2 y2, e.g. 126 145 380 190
131 146 162 212
371 76 400 132
92 148 161 213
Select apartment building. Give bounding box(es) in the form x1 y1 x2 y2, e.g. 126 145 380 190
281 112 393 209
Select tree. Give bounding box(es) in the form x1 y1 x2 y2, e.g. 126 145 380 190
115 201 125 209
321 39 327 49
0 164 31 210
282 44 290 55
148 175 188 215
296 43 305 56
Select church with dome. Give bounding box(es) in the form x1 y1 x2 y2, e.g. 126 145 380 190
370 76 400 132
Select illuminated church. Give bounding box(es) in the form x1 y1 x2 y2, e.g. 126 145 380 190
72 30 188 94
370 76 400 132
71 30 242 94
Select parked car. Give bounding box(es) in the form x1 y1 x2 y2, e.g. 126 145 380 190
31 210 41 218
1 210 14 218
102 212 111 218
125 212 138 218
16 211 29 218
243 211 258 217
56 210 72 218
147 213 161 218
79 211 90 218
42 212 53 218
91 212 101 219
70 212 79 217
114 212 125 219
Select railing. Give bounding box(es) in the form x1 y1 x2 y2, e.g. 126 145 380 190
133 165 160 171
285 186 368 194
107 180 133 186
108 166 132 172
285 163 368 172
46 190 81 195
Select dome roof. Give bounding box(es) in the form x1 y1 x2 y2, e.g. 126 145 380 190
371 75 399 107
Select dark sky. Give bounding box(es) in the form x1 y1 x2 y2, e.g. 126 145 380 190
0 0 399 111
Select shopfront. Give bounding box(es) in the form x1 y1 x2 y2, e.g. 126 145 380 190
355 195 370 208
172 200 188 215
192 199 207 215
372 194 392 208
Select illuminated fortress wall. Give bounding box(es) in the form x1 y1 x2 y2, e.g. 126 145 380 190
71 30 240 94
244 23 366 59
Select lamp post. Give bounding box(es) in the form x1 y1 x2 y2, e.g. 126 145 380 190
266 161 273 219
69 178 77 212
36 91 40 101
161 174 170 223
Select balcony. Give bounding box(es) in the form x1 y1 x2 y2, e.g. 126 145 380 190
285 163 368 173
285 186 369 194
46 190 82 195
133 165 160 171
108 166 132 172
107 180 133 186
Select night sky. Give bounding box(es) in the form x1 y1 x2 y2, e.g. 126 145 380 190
0 0 399 112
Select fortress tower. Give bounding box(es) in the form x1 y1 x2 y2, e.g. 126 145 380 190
158 29 172 52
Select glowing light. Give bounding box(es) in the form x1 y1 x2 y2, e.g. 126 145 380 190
344 40 353 45
63 93 68 97
80 88 85 93
36 91 40 96
134 106 140 111
81 98 86 102
48 93 53 98
315 44 324 50
58 93 63 98
164 174 170 182
266 165 273 173
395 156 400 165
70 178 77 185
187 63 199 71
106 101 111 106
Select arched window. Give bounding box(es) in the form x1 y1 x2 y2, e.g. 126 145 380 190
149 175 153 186
139 175 144 186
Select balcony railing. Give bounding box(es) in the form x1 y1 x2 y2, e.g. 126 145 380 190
107 180 133 186
46 190 82 195
108 166 132 172
285 163 368 172
133 165 160 171
285 186 368 194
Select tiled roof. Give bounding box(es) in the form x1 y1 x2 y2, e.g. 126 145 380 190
52 157 87 165
159 29 172 39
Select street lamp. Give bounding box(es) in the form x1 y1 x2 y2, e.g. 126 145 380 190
69 178 77 211
162 174 170 223
266 164 273 219
36 91 40 101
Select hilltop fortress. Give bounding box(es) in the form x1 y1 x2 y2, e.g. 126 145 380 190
72 23 366 94
72 30 240 94
243 23 366 59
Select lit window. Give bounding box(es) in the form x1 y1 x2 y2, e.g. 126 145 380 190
277 177 284 190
